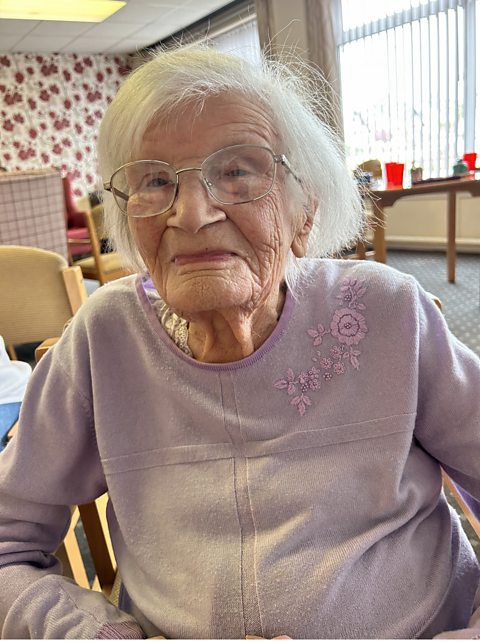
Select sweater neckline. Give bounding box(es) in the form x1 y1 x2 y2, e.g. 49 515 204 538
135 274 296 371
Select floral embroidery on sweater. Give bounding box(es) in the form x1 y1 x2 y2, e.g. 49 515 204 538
274 278 368 415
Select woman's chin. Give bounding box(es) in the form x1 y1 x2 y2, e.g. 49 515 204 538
163 278 254 318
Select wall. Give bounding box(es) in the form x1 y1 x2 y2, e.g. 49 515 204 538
384 194 480 252
0 52 132 198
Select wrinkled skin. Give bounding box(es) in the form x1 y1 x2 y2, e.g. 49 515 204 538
128 93 314 363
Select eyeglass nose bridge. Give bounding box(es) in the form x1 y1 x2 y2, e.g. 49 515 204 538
174 166 215 198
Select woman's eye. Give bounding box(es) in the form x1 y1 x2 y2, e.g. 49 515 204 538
146 175 170 188
224 167 248 178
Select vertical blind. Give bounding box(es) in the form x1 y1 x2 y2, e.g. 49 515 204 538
208 18 261 64
338 0 476 178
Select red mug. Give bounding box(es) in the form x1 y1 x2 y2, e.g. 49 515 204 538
385 162 404 188
463 152 477 172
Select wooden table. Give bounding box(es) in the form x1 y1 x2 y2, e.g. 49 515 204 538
370 178 480 283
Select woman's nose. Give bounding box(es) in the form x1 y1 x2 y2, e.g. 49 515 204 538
166 171 226 234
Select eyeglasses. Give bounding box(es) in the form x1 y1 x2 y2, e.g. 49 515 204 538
103 144 301 218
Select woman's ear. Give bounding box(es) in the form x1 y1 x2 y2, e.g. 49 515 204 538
291 197 317 258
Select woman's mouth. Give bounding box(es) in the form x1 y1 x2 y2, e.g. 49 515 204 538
173 251 236 266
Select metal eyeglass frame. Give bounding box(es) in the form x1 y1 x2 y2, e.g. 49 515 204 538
103 144 302 218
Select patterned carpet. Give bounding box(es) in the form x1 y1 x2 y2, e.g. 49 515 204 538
386 250 480 356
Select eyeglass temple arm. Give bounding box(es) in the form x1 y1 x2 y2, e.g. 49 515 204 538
103 182 129 203
275 154 302 186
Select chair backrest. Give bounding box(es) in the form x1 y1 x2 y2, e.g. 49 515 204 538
358 159 383 180
0 169 69 260
0 245 87 349
75 206 131 285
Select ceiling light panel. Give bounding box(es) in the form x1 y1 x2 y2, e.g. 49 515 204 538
0 0 126 22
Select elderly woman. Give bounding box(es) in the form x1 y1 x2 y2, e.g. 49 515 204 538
1 47 480 640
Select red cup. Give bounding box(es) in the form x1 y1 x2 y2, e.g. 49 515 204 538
385 162 404 188
463 152 477 172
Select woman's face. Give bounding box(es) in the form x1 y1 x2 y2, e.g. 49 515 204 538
128 93 309 317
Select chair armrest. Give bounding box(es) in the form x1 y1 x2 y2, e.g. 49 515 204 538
442 471 480 539
35 337 60 362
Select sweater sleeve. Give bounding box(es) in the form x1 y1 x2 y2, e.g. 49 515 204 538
413 282 480 501
0 329 145 639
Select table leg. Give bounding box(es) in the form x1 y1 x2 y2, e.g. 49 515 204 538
373 204 387 263
447 191 456 283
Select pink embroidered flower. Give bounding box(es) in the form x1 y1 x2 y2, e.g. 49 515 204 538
275 278 368 415
330 308 367 345
274 367 320 415
336 278 367 310
320 357 333 369
330 345 344 359
333 362 346 375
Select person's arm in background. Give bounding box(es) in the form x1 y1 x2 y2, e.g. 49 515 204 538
0 327 144 639
0 336 31 451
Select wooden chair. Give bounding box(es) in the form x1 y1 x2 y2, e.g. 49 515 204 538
73 205 131 285
0 245 87 359
443 472 480 540
357 158 383 181
62 174 92 261
54 491 117 595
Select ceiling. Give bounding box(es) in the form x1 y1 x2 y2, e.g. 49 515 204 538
0 0 233 54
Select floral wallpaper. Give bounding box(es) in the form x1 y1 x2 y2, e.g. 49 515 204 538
0 52 132 198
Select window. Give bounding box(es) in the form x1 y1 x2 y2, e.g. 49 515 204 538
208 18 261 65
338 0 476 178
156 0 260 65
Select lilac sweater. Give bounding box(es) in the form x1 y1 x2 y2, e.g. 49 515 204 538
1 259 480 639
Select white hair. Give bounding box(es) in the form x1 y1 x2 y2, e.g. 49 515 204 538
97 46 365 292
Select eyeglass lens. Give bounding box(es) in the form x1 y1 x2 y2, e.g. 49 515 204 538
110 145 276 217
